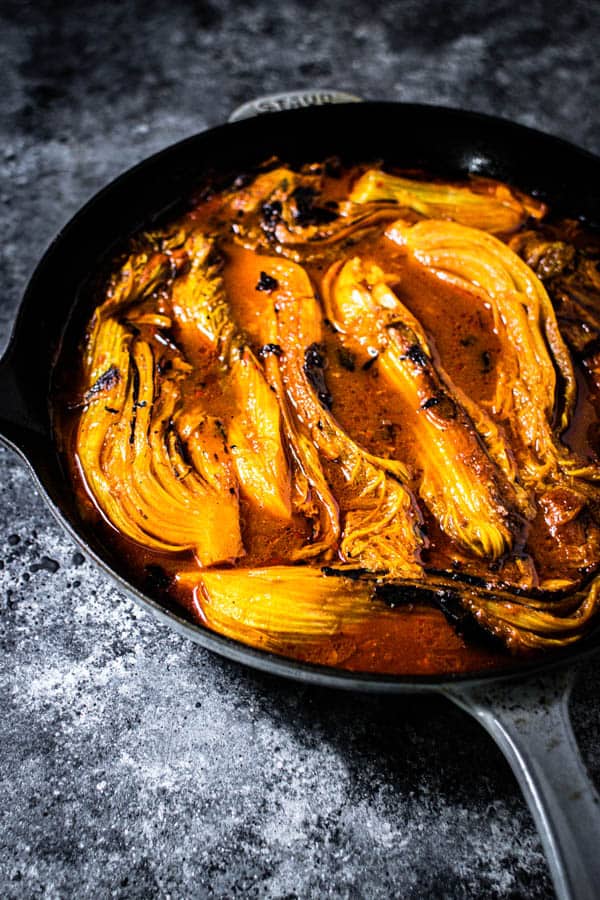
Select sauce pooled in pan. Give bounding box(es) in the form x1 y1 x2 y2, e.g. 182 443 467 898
55 161 600 675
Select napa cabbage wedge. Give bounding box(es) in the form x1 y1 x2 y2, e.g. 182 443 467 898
453 574 600 651
386 219 583 485
170 230 237 365
350 170 545 234
177 565 387 653
227 166 398 262
228 348 292 520
322 256 523 558
76 314 244 564
91 248 172 326
255 255 424 578
170 229 293 521
261 349 342 560
177 564 600 655
227 166 546 264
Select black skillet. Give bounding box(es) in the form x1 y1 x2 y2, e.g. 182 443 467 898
2 90 600 899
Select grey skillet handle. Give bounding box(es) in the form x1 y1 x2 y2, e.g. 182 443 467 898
228 89 363 123
444 667 600 900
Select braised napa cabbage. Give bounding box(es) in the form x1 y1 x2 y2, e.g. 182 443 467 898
350 170 545 233
78 303 243 564
176 564 600 657
170 230 293 520
69 160 600 664
228 166 404 261
322 256 523 558
386 219 580 484
256 255 424 577
176 565 390 653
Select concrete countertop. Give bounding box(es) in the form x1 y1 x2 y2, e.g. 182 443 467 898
1 1 599 896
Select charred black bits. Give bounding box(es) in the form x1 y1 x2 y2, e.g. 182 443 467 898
173 430 194 469
337 347 356 371
321 566 368 580
419 391 456 420
129 362 141 446
304 343 333 410
304 344 326 369
261 200 282 229
436 589 466 626
290 186 316 219
405 344 428 367
437 589 504 648
290 186 338 226
258 343 282 359
205 245 225 270
374 583 489 643
433 395 457 420
375 582 437 608
85 365 120 400
481 350 492 373
362 353 379 371
256 271 279 292
157 357 173 375
381 419 395 441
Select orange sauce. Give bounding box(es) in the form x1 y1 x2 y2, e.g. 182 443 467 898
55 164 600 676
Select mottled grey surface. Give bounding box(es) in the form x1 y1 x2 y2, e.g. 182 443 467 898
1 0 600 897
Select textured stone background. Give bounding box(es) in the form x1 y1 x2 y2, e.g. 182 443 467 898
2 1 600 897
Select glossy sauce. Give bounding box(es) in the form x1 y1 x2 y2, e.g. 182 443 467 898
55 164 600 676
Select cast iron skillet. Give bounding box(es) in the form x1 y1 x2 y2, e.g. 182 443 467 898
2 90 600 899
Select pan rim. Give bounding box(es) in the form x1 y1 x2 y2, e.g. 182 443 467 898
6 99 600 691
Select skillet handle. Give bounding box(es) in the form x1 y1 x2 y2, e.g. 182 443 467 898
228 89 363 123
444 666 600 900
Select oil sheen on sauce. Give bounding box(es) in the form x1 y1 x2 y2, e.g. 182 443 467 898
57 165 600 677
